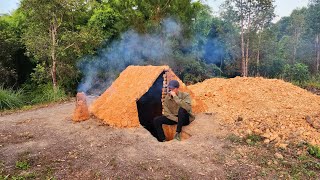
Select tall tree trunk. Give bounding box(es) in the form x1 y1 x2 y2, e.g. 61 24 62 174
240 0 245 77
317 33 320 73
241 27 245 77
293 28 298 65
50 15 58 91
256 34 261 77
245 2 252 77
245 37 250 77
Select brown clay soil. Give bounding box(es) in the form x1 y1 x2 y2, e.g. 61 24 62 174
189 77 320 146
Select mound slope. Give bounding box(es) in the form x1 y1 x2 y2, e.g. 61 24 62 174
189 77 320 146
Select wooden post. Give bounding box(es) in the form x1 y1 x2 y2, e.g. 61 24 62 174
162 71 169 113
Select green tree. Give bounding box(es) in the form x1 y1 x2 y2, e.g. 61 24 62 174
0 11 31 88
307 0 320 73
221 0 275 77
0 17 19 87
20 0 103 91
250 26 278 76
288 8 307 64
283 63 310 83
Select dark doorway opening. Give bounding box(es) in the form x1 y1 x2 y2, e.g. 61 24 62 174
136 72 164 140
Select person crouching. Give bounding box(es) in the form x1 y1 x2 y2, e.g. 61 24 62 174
153 80 195 142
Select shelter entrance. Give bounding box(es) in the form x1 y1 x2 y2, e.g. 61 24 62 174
136 72 164 140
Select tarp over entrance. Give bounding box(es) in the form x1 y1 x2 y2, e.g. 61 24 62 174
91 65 207 128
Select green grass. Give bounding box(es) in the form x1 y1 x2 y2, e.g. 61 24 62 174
245 134 263 146
0 83 68 111
0 86 24 110
304 81 320 89
27 84 67 104
0 175 10 180
226 134 243 144
287 154 319 179
15 160 30 170
308 144 320 159
0 173 36 180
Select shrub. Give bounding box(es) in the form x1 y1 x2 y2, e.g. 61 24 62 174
283 63 310 83
304 74 320 89
181 60 222 84
254 59 285 78
30 62 50 85
29 84 67 104
0 86 24 110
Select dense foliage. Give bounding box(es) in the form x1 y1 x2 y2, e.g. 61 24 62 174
0 0 320 109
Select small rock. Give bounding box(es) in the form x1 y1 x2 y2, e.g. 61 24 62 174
262 133 270 138
296 150 302 155
274 152 283 159
303 132 311 136
306 115 320 129
306 116 312 124
246 139 252 144
236 116 243 122
266 129 271 133
278 143 288 149
264 139 270 144
273 160 278 165
253 128 261 134
269 134 279 141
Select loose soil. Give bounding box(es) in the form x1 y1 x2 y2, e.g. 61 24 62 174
189 77 320 146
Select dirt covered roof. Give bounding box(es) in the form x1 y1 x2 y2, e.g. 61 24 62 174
91 65 207 128
189 77 320 146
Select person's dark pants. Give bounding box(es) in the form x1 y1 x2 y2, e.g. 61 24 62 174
153 108 190 141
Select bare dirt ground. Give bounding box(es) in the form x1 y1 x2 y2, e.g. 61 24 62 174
1 98 320 179
0 98 228 180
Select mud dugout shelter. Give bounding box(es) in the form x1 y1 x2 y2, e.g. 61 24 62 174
90 65 207 137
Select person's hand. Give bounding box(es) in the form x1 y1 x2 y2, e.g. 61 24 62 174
170 91 177 97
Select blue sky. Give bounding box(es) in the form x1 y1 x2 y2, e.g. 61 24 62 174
0 0 309 21
0 0 20 14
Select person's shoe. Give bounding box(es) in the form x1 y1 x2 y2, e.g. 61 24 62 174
174 132 181 141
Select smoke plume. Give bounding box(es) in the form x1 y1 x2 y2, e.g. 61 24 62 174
77 18 224 95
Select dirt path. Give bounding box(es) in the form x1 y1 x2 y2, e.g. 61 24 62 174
0 100 231 179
